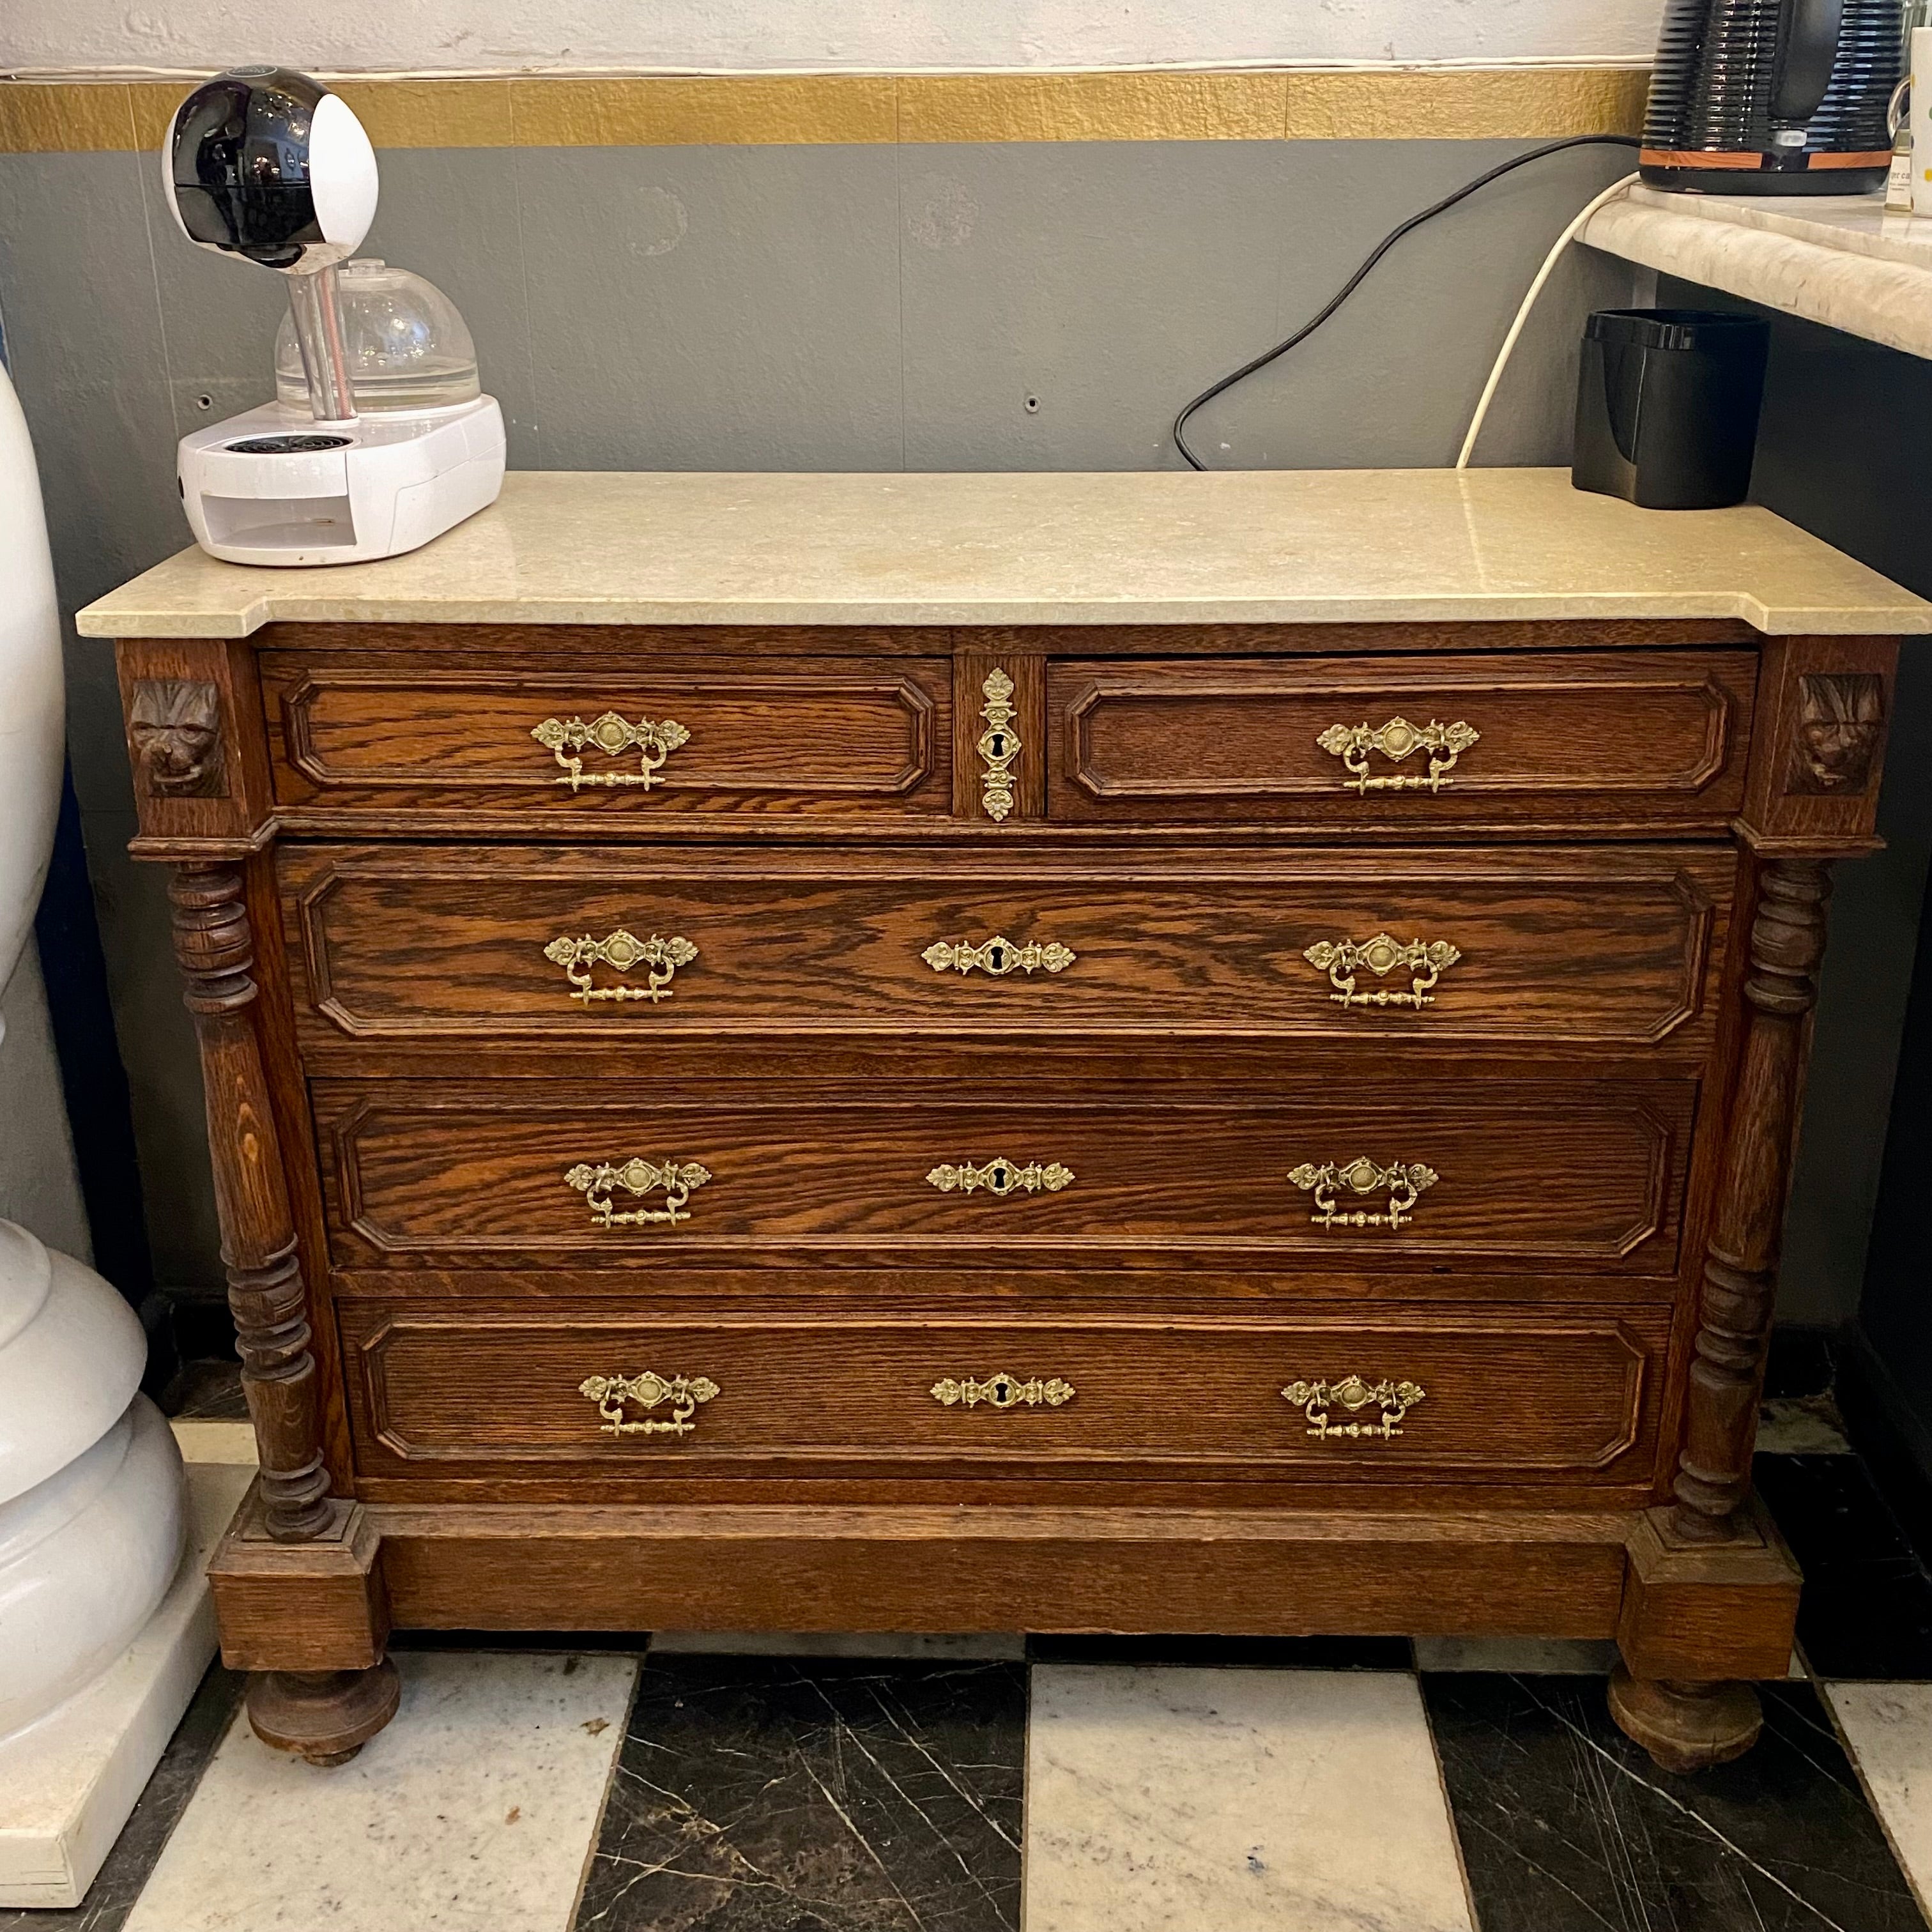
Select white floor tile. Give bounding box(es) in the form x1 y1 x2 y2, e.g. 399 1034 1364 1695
1413 1636 1620 1675
1754 1397 1852 1455
167 1420 258 1466
1827 1682 1932 1919
1025 1664 1475 1932
647 1629 1025 1659
0 1462 253 1908
123 1650 635 1932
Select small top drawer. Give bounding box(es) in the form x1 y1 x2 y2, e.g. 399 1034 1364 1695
259 652 952 821
1048 650 1756 832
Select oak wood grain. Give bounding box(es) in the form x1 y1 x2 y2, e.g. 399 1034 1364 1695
277 843 1735 1054
369 1498 1635 1637
248 617 1758 662
169 864 333 1540
312 1078 1694 1274
335 1301 1668 1485
259 652 952 818
1049 650 1756 831
1675 858 1830 1540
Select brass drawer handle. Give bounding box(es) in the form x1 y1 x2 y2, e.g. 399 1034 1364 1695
1282 1374 1426 1441
579 1369 719 1438
926 1157 1074 1198
922 935 1075 977
544 930 698 1004
531 710 689 792
1303 933 1460 1010
1289 1157 1436 1229
565 1156 710 1227
932 1372 1075 1409
1317 716 1478 795
979 668 1020 822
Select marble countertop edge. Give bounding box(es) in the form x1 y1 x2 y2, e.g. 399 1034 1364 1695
74 470 1932 638
75 590 1932 640
1583 194 1932 365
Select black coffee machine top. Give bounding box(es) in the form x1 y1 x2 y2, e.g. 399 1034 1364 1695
1642 0 1903 193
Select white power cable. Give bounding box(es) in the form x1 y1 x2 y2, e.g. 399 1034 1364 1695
1455 171 1639 470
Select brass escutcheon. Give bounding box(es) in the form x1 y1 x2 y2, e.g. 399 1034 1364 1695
1302 933 1460 1010
921 935 1075 977
531 710 689 792
931 1372 1075 1409
1287 1157 1437 1229
978 669 1021 822
926 1157 1074 1199
579 1368 719 1438
544 930 698 1004
1316 716 1478 795
1280 1374 1426 1441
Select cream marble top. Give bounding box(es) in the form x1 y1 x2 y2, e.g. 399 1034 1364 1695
1583 185 1932 365
75 468 1931 639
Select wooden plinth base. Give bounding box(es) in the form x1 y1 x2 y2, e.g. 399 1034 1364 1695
204 1491 1805 1772
1607 1663 1762 1772
246 1661 401 1766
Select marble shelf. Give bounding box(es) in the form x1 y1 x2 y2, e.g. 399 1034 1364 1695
73 468 1932 638
1583 183 1932 362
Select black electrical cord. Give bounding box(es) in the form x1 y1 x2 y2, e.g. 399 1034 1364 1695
1170 134 1642 470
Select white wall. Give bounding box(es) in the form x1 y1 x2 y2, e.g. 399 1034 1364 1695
4 0 1667 75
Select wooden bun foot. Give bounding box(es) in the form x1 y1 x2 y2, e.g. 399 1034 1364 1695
1608 1663 1762 1772
246 1660 401 1766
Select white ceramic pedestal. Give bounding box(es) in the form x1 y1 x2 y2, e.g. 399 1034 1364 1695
0 1455 250 1907
0 360 199 1904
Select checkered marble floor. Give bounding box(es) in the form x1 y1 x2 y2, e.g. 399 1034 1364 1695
7 1379 1931 1932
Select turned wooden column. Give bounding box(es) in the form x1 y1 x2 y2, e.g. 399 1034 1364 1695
169 861 332 1542
1672 857 1832 1542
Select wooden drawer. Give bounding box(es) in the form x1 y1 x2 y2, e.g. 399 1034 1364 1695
259 653 951 819
1047 650 1756 831
314 1080 1694 1275
281 843 1732 1054
335 1301 1669 1483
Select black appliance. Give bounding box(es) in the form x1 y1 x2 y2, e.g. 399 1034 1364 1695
1642 0 1903 192
1572 309 1771 509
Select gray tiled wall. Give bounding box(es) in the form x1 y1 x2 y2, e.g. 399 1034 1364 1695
1 135 1652 1294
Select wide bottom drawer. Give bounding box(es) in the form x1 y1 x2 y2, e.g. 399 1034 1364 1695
338 1303 1670 1484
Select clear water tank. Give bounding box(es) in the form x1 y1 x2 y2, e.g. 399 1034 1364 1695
274 259 480 413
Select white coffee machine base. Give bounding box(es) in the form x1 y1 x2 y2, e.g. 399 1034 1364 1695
0 1456 252 1908
178 395 505 566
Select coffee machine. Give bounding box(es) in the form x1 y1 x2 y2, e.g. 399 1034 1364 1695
164 67 504 565
1641 0 1904 192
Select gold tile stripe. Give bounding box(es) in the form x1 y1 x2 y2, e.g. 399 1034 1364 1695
1 68 1649 156
511 75 896 144
0 80 137 153
1281 66 1651 139
899 70 1287 142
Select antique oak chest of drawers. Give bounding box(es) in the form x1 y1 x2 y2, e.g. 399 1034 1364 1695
81 470 1924 1770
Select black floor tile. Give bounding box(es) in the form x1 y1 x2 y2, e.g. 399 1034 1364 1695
0 1663 243 1932
1427 1673 1923 1932
1762 1327 1839 1401
574 1656 1024 1931
157 1359 247 1420
1756 1452 1932 1678
1025 1632 1412 1669
390 1628 650 1653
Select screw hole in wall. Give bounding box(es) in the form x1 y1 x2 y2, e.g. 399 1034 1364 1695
1023 395 1041 414
195 395 214 411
